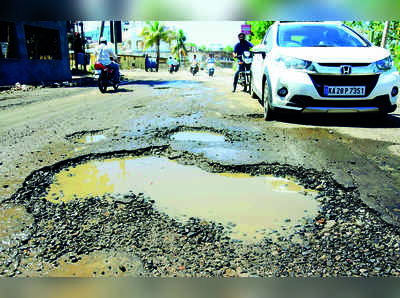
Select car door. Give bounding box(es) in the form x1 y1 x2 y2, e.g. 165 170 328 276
261 26 275 87
252 26 274 97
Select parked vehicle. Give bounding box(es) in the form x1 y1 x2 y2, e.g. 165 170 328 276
237 51 253 92
94 62 120 93
250 21 399 120
145 57 157 72
190 64 199 76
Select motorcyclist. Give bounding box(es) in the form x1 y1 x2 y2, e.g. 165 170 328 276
191 54 199 73
206 53 216 75
94 37 119 82
172 57 179 71
168 56 174 66
206 53 216 65
232 32 253 92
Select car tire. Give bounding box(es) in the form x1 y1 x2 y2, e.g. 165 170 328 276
250 73 259 99
263 79 274 121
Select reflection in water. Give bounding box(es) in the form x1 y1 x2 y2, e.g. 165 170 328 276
171 131 225 143
78 134 106 144
44 157 319 241
45 161 114 203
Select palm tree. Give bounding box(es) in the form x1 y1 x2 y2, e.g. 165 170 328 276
171 29 188 65
139 21 175 72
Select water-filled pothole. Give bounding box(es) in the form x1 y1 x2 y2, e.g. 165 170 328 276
43 156 319 241
171 131 225 143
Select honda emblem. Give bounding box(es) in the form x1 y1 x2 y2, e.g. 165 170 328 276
340 65 352 75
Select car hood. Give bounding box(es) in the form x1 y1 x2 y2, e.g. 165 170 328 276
277 46 390 63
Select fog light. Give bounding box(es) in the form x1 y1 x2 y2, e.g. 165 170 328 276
277 87 288 97
392 87 399 97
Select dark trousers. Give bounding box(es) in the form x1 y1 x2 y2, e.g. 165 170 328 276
107 62 119 81
233 63 246 90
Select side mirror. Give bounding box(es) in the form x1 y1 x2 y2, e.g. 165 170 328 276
251 46 267 59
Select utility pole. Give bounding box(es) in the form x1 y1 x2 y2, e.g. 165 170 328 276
113 20 118 56
99 21 105 43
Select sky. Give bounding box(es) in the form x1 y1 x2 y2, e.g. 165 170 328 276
165 21 243 47
84 21 244 48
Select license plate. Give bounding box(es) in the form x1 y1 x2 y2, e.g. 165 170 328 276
324 86 365 96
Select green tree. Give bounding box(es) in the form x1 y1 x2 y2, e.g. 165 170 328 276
186 42 197 51
171 29 188 65
198 45 208 52
245 21 274 45
139 21 175 72
223 45 233 53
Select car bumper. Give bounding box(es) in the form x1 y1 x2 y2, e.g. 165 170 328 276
268 67 400 114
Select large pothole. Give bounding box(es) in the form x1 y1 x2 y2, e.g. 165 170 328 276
43 156 319 242
5 145 365 277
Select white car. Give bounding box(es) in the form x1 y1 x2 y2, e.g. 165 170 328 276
250 21 400 120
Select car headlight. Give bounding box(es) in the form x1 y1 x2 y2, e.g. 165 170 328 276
376 56 393 71
275 55 311 70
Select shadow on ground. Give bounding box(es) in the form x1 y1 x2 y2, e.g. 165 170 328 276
275 112 400 129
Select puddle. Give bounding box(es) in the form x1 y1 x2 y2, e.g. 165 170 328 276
191 147 256 162
25 251 144 277
171 131 225 143
44 157 319 241
77 134 106 144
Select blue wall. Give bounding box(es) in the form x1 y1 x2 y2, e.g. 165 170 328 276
0 21 72 86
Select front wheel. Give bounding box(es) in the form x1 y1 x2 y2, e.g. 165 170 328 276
263 80 274 121
245 73 251 93
98 73 107 93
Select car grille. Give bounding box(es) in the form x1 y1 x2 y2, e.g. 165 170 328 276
288 95 391 108
317 63 371 67
308 74 380 97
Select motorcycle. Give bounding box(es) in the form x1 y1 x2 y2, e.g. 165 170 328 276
168 63 179 74
207 62 215 77
94 62 120 93
190 64 199 76
237 51 253 93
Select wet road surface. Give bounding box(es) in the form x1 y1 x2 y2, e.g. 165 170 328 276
1 68 400 276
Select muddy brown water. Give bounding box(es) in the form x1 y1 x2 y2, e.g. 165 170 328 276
43 156 319 241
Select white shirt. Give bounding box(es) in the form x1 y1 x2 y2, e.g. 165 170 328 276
191 58 198 66
95 43 117 65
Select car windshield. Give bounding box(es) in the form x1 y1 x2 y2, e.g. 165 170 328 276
277 24 369 47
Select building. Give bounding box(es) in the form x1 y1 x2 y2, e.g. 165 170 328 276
0 21 71 86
